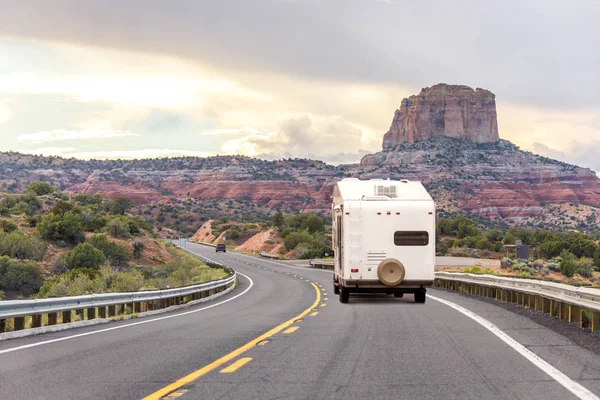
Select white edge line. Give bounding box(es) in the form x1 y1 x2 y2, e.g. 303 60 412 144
0 272 254 356
428 294 599 400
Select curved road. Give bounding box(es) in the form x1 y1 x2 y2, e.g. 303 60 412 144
0 241 599 399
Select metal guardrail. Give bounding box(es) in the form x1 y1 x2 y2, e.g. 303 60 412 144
0 266 236 333
308 259 600 331
259 251 282 259
435 272 600 332
309 259 334 269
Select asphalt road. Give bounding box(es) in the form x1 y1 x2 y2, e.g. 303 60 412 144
0 242 599 400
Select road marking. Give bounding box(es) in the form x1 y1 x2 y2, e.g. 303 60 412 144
320 303 327 307
257 340 269 346
324 298 328 301
143 282 321 400
429 295 599 400
310 312 319 316
283 326 299 334
220 357 252 373
0 272 254 356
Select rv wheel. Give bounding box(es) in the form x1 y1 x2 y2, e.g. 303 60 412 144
414 289 426 304
339 286 349 303
333 283 340 295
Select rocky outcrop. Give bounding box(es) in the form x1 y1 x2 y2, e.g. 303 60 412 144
382 84 499 148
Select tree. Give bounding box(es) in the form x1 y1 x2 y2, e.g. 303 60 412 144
37 211 85 243
301 214 325 234
559 250 577 278
26 181 56 196
109 197 134 215
105 216 131 238
284 231 314 251
132 240 145 259
87 234 130 268
2 262 43 296
0 231 47 261
272 211 284 228
49 200 75 216
66 243 106 271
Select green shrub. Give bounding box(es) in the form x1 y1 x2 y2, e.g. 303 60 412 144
26 181 56 196
547 262 560 272
531 259 545 271
575 258 594 278
284 231 314 251
87 234 130 268
132 240 145 259
0 219 18 233
37 211 85 243
105 216 131 238
66 243 106 271
2 262 43 296
464 266 482 274
559 253 577 278
501 257 514 269
0 231 47 261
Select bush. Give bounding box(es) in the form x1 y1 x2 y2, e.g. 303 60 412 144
37 211 85 243
301 214 325 234
575 258 594 278
0 219 18 233
542 267 550 276
105 216 131 238
559 252 577 278
284 231 314 252
2 262 43 296
501 257 514 269
132 240 145 259
531 259 545 271
464 266 482 274
0 231 47 261
87 234 130 268
66 243 106 271
547 262 560 272
27 181 56 196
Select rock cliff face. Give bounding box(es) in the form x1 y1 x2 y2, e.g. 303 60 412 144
382 84 499 147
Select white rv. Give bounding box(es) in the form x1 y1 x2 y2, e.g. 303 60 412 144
332 178 435 303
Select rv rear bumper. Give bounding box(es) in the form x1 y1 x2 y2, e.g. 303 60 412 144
341 279 434 291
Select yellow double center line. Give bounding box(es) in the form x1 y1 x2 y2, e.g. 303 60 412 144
142 282 321 400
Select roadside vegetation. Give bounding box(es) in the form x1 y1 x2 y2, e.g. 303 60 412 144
436 215 600 284
0 182 227 300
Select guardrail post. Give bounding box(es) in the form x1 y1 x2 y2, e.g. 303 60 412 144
32 314 42 328
134 302 141 313
0 319 5 333
14 317 25 331
107 305 116 317
87 307 96 320
62 311 71 324
48 312 57 325
592 312 600 333
570 306 582 327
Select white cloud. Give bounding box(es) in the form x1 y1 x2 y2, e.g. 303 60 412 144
222 114 379 164
17 129 139 143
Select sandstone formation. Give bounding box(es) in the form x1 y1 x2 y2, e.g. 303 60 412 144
382 84 499 148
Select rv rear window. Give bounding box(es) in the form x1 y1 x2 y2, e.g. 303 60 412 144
394 231 429 246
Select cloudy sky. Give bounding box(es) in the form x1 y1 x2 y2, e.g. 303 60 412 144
0 0 599 168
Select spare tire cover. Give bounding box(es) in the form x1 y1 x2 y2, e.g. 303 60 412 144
377 258 405 286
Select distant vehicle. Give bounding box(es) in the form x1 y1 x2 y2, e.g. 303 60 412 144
216 244 226 253
332 178 435 304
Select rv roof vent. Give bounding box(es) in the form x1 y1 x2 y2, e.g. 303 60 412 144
375 184 397 198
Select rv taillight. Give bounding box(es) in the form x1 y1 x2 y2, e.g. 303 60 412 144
428 212 433 215
386 211 391 215
345 212 350 215
351 268 359 273
377 212 381 215
396 212 400 215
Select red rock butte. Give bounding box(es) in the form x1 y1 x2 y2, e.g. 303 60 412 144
382 84 500 148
